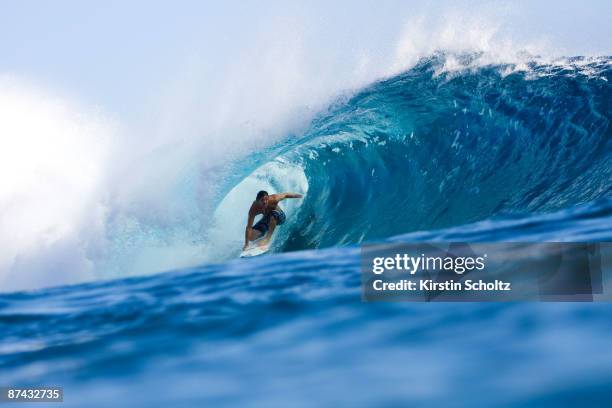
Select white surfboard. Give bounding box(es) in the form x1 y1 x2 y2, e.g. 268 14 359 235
240 244 270 258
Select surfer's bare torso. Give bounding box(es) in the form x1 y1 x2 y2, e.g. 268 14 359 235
248 196 281 219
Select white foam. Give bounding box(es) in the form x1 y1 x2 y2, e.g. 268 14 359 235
0 76 117 291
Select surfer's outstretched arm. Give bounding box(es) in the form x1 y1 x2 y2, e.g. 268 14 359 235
273 192 304 201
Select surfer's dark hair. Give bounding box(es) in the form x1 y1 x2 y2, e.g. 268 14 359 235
256 190 269 200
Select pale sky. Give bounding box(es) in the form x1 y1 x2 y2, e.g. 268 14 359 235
1 0 610 119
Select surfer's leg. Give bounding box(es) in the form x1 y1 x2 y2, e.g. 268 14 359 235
250 219 268 242
259 217 277 246
247 228 262 241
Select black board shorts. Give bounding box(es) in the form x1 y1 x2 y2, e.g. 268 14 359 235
252 209 286 235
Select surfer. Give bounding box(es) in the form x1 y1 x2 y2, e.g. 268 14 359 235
243 190 303 250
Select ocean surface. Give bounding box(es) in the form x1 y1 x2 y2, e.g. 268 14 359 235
1 54 611 407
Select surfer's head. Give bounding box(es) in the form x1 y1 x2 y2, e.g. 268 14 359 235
256 190 269 206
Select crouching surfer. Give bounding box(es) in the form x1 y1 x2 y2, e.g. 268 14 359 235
243 190 303 250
